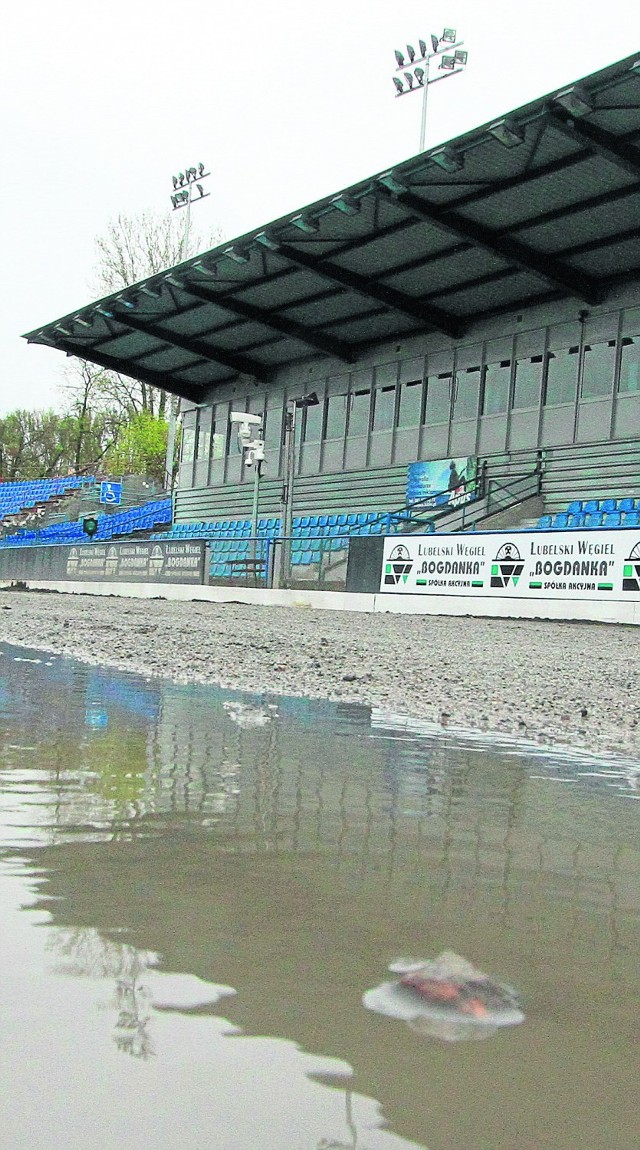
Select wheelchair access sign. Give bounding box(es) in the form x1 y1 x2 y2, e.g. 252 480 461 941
100 481 122 506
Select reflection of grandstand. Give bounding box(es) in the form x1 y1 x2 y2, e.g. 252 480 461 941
24 54 640 578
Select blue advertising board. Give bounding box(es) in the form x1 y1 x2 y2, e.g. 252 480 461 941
406 457 477 508
100 481 123 506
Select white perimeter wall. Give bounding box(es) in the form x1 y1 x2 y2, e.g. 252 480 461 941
10 579 640 625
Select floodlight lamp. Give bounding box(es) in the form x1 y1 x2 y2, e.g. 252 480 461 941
172 175 178 188
431 146 463 172
442 28 456 42
454 49 468 65
198 162 205 176
404 71 414 89
225 244 251 262
419 39 427 57
393 75 404 95
178 172 185 185
406 43 416 62
196 183 205 197
439 55 456 71
488 117 525 147
293 391 319 409
193 259 218 277
291 213 319 233
394 49 405 67
555 85 592 117
331 194 360 215
255 232 280 251
414 67 425 85
378 170 408 194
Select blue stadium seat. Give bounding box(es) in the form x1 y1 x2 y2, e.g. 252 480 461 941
584 512 604 528
567 514 584 529
601 498 617 513
566 500 583 515
619 497 635 513
583 499 600 514
537 514 553 529
604 512 621 527
552 513 569 529
623 511 640 526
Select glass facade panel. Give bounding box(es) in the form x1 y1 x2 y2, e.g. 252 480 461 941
181 427 196 464
582 340 616 398
424 373 451 424
619 335 640 394
482 361 511 415
372 385 396 431
513 355 543 409
397 379 423 428
263 408 282 454
544 346 579 406
324 393 347 440
302 401 323 442
347 389 371 437
196 409 211 460
453 367 481 420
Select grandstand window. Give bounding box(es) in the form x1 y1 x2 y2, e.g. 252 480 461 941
581 340 616 398
544 346 579 405
397 379 423 428
323 393 347 439
372 385 396 431
347 388 372 437
482 360 512 415
424 373 451 424
181 410 196 463
302 400 323 442
263 408 283 455
196 409 212 460
619 335 640 393
513 354 543 408
453 366 481 420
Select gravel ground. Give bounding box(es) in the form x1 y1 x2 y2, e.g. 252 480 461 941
0 587 638 757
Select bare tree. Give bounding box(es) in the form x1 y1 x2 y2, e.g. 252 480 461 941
65 208 221 444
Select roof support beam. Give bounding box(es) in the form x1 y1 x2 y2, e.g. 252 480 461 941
111 309 273 382
181 279 357 362
40 338 207 403
376 186 604 305
258 240 464 338
548 107 640 179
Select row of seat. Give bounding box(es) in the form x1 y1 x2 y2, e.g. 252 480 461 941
536 493 640 530
0 475 95 519
0 497 172 548
538 510 640 530
152 510 403 543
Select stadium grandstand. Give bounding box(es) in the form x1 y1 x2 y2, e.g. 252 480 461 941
21 53 640 587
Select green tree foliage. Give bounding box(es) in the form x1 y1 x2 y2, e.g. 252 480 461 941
104 410 172 485
0 407 120 480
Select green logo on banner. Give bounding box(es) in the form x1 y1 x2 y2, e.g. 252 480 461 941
384 543 413 586
490 542 524 589
622 541 640 591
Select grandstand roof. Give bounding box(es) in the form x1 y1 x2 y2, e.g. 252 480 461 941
25 53 640 402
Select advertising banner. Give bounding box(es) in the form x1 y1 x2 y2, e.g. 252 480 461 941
381 529 640 602
406 457 477 508
0 540 206 585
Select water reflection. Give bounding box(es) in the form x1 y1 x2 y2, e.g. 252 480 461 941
0 642 638 1149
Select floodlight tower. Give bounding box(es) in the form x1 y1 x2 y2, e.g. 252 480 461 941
392 28 468 152
163 162 211 492
169 162 211 259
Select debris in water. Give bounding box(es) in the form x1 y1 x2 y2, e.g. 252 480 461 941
223 701 278 728
363 951 524 1042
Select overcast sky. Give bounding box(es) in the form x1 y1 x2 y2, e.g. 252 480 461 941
2 0 639 416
